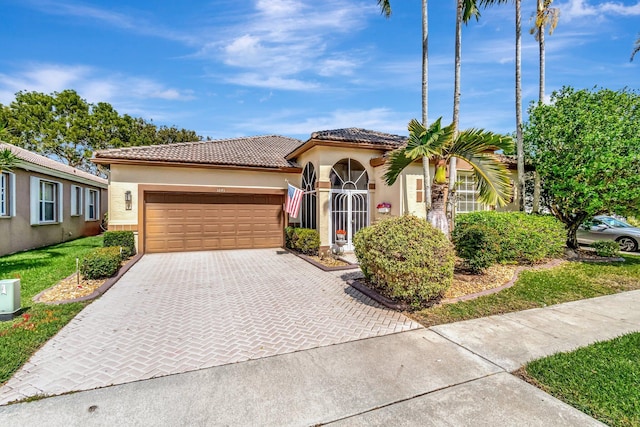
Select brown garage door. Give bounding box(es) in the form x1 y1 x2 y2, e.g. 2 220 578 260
144 192 284 253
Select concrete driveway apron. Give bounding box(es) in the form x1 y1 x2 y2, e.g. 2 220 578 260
0 249 420 405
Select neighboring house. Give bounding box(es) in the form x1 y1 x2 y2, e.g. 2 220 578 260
0 143 108 257
93 129 517 254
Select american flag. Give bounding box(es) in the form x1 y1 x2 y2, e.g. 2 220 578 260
285 183 304 218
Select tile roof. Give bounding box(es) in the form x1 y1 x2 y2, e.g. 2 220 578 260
310 128 407 147
94 135 304 169
0 143 107 185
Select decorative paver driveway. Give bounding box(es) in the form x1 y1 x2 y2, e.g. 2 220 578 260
0 249 420 405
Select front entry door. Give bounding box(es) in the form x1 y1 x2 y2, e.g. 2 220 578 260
330 190 368 251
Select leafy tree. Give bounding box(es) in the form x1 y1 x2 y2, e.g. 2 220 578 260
0 90 202 173
384 117 513 236
524 87 640 248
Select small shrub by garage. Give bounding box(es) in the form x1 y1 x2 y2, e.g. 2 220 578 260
453 212 564 267
285 227 320 255
81 247 122 279
592 240 620 258
353 215 455 307
103 231 136 260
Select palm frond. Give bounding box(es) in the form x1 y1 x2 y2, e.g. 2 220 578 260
446 129 515 206
377 0 392 18
0 148 18 171
458 152 513 206
405 118 455 159
631 34 640 62
383 147 416 186
462 0 481 23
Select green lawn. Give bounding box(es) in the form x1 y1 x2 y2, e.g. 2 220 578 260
522 332 640 427
0 236 102 385
413 256 640 326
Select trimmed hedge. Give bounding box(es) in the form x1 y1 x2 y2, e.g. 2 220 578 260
353 215 455 307
453 212 565 269
285 227 320 255
103 231 136 260
81 247 122 279
592 240 620 258
454 224 501 273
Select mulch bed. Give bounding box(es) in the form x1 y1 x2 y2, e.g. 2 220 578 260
284 248 359 271
33 254 143 305
350 258 568 311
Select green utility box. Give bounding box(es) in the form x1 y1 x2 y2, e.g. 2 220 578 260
0 279 21 321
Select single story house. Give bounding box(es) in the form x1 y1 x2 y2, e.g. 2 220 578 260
0 143 108 256
93 128 517 254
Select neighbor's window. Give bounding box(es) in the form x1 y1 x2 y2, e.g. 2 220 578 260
30 177 63 225
456 173 486 213
40 180 58 222
1 172 14 217
71 185 83 216
85 188 99 221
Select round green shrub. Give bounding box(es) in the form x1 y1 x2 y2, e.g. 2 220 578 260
453 224 501 273
353 215 455 307
453 212 565 265
81 247 122 279
103 231 136 260
285 227 320 255
592 240 620 258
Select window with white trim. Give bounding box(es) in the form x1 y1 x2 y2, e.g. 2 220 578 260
1 171 15 217
30 177 63 225
456 173 486 213
85 188 99 221
71 185 83 216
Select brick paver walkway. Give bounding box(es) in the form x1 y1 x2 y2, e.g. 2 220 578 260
0 249 420 404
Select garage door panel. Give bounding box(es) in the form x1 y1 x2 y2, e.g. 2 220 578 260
145 194 284 253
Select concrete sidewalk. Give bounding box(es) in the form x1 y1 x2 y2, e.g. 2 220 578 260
1 290 638 426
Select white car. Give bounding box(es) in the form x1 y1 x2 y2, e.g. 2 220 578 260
577 215 640 252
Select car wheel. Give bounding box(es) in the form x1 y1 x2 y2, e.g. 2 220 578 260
616 237 638 252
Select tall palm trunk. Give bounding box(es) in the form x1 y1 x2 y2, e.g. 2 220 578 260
515 0 524 212
422 0 432 216
532 0 544 214
537 0 545 103
447 0 464 230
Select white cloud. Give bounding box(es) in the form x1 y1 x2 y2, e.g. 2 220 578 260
557 0 640 21
0 63 194 109
225 74 320 91
24 0 197 44
235 107 411 136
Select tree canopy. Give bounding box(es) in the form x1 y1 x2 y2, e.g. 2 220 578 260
0 89 201 173
524 86 640 248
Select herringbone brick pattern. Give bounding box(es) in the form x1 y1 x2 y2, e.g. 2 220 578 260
0 249 420 405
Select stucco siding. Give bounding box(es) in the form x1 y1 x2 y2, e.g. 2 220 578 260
0 168 107 256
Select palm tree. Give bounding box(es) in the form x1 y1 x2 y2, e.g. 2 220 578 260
479 0 524 212
530 0 559 102
631 34 640 62
384 117 514 236
0 124 17 172
448 0 481 225
378 0 433 215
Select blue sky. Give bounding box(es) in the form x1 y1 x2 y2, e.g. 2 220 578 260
1 0 638 140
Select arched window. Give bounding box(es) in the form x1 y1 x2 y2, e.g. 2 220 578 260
301 163 317 229
329 159 368 190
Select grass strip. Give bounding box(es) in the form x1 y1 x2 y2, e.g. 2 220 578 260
522 332 640 427
414 256 640 326
0 236 102 385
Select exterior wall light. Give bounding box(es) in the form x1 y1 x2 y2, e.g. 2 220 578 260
125 191 132 210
